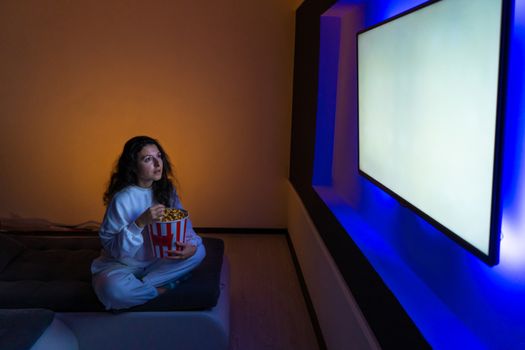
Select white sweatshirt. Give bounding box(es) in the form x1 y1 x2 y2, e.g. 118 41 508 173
92 185 202 270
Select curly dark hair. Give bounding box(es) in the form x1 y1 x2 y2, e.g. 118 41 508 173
103 136 177 207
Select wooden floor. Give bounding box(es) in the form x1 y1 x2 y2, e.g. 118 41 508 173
202 233 320 350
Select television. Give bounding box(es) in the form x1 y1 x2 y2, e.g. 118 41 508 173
357 0 510 265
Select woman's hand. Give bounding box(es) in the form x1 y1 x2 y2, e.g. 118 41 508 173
166 242 197 260
135 204 165 228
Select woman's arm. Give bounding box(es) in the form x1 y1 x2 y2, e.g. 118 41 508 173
99 191 152 259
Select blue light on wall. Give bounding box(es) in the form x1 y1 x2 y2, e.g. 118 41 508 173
313 16 340 187
314 0 525 348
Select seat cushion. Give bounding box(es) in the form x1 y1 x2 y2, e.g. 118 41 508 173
0 233 224 312
0 234 26 271
0 249 98 282
0 280 104 311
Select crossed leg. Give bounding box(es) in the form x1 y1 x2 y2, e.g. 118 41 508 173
92 244 206 310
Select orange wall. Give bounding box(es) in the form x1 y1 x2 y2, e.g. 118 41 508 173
0 0 301 227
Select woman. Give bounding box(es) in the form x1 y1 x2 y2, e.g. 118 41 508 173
91 136 205 310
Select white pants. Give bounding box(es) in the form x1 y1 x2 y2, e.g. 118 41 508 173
92 244 206 310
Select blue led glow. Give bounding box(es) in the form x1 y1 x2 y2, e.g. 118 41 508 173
361 0 429 25
313 0 525 348
312 16 341 187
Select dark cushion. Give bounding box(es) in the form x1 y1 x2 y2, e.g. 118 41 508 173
131 237 224 311
0 280 103 311
0 233 224 312
0 308 54 350
0 249 98 282
0 234 26 272
8 234 101 251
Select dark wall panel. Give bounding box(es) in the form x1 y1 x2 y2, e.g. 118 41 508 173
289 1 429 348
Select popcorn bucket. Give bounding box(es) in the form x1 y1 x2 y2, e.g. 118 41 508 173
148 209 188 258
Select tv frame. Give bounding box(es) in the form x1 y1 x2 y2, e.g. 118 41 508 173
356 0 511 266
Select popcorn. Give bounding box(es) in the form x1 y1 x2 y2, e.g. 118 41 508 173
160 208 188 222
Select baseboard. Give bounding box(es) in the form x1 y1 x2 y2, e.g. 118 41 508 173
194 227 287 234
285 233 328 349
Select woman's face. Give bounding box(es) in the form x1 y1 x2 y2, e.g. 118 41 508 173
136 144 163 188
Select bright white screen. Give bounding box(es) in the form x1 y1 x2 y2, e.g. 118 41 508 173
358 0 503 255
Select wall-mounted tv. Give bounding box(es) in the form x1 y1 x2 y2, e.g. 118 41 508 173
357 0 510 265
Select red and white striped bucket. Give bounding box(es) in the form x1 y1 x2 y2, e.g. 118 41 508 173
148 214 188 258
